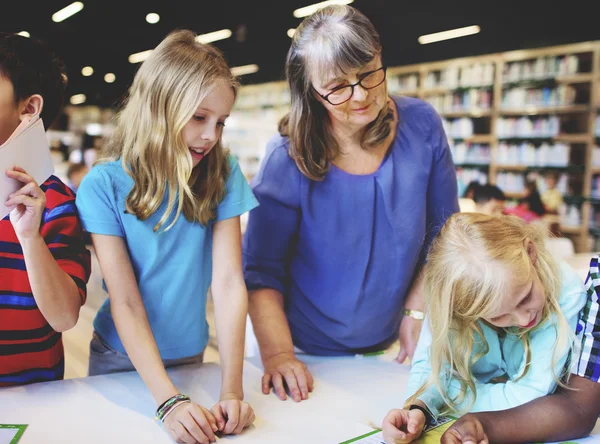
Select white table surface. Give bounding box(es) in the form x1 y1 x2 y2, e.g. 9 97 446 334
1 353 599 443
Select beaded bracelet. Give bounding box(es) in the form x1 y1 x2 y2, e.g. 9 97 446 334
156 395 176 413
161 400 191 423
155 394 190 422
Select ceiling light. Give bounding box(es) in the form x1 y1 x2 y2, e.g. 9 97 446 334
293 0 353 18
231 64 259 76
418 25 481 45
195 29 232 44
287 28 296 38
128 49 153 64
81 66 94 76
146 13 160 24
70 94 86 105
129 29 233 65
104 73 116 83
17 31 30 38
52 2 84 23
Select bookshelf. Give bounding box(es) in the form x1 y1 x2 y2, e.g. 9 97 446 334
228 41 600 252
587 45 600 250
223 81 289 182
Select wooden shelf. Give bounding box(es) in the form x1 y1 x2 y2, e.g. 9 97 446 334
440 109 492 118
502 78 554 88
501 73 593 89
422 85 493 96
454 163 490 169
499 105 589 115
496 165 528 172
497 136 556 142
556 73 594 84
553 133 590 143
496 134 588 143
393 90 419 97
561 225 583 235
502 42 597 61
495 165 584 173
422 86 451 95
450 134 494 144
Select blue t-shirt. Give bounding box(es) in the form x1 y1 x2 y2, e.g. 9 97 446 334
76 155 258 359
243 97 459 355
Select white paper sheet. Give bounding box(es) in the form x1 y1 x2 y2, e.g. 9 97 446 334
0 116 54 219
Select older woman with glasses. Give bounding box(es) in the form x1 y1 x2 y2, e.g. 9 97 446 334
243 5 459 402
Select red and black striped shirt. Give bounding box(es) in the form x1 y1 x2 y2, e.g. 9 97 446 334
0 175 91 386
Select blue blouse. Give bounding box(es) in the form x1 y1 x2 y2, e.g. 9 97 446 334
243 97 459 355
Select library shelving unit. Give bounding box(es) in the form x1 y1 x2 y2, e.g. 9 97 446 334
229 41 600 252
588 48 600 250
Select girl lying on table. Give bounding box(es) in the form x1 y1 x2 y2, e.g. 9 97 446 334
382 213 586 444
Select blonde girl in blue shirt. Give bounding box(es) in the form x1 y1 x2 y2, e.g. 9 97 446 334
382 213 586 443
76 31 257 443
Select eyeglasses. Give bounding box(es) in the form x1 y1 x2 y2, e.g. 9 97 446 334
313 66 387 106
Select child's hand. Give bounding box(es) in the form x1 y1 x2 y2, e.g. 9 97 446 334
162 402 218 444
440 414 488 444
210 397 255 434
382 408 425 444
5 167 46 241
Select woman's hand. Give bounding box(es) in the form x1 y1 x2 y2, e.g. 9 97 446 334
396 315 423 363
262 351 314 402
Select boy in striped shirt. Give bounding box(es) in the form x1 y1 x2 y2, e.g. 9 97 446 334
0 33 91 386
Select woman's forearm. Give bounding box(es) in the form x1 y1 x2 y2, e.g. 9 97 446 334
248 288 296 361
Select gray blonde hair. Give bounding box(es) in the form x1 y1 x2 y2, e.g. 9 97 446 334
100 30 239 231
278 5 393 180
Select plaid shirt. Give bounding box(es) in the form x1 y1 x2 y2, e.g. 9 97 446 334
572 255 600 382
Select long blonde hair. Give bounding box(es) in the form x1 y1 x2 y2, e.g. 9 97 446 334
100 30 239 231
406 213 573 415
278 4 394 180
